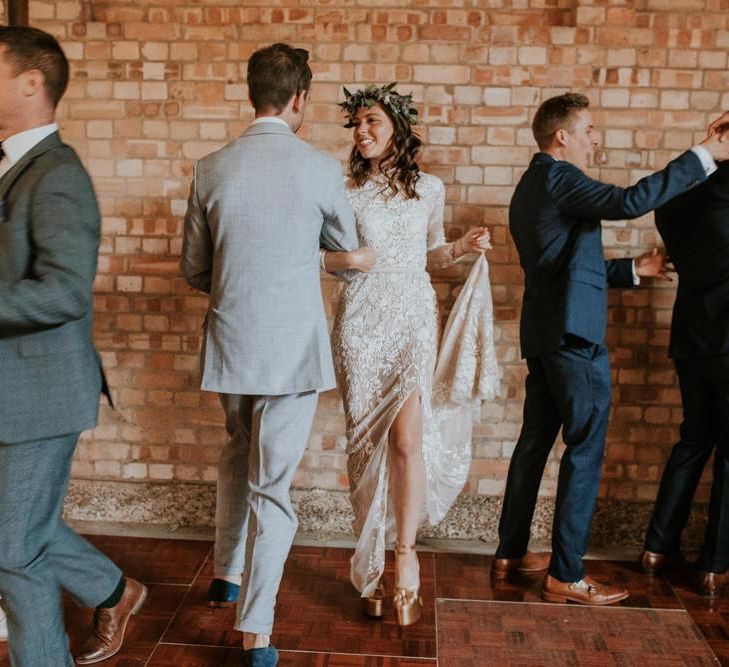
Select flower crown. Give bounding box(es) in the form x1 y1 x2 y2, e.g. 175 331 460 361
339 82 419 128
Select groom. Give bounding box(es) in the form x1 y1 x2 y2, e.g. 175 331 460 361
181 42 358 665
495 93 729 605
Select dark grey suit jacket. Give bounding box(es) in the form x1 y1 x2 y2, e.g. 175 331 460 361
655 162 729 359
0 131 108 444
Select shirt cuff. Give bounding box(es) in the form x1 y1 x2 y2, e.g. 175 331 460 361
691 145 718 177
631 259 640 286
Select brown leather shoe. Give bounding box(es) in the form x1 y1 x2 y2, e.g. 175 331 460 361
698 570 729 597
74 578 147 665
640 550 666 575
542 575 629 606
491 551 551 580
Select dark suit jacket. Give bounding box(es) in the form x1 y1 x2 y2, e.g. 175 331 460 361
510 151 706 358
655 163 729 359
0 131 108 444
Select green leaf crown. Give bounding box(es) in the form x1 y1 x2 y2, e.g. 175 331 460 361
339 82 419 128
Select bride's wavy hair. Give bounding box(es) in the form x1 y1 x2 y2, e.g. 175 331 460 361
340 84 423 200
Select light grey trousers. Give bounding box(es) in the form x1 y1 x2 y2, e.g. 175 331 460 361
214 391 318 635
0 433 121 667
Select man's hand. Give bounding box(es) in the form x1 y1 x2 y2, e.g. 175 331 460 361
701 113 729 161
635 247 673 281
708 113 729 138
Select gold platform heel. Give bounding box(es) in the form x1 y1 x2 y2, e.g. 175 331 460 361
362 578 386 618
393 542 422 627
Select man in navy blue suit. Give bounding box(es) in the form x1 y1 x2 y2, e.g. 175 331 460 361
641 159 729 597
492 93 729 605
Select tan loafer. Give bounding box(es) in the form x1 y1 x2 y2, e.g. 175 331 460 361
491 551 551 580
542 575 629 606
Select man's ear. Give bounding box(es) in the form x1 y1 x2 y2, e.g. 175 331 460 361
20 69 44 99
291 89 307 113
554 127 569 148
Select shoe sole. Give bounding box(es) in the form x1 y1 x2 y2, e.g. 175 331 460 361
542 590 629 606
208 600 237 608
491 565 548 581
75 585 148 665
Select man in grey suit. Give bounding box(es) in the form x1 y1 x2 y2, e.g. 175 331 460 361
0 27 146 666
182 43 359 666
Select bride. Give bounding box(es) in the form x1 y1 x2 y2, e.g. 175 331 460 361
321 84 493 626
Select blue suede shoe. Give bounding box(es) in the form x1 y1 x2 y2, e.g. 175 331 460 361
207 578 240 608
243 645 279 667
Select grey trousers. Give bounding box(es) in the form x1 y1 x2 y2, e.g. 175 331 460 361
0 433 122 667
214 391 318 635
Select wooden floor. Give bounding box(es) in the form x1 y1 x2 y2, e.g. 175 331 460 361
1 535 727 665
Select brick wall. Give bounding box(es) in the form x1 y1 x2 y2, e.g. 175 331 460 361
9 0 729 509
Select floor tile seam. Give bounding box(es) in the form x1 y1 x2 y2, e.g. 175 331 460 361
150 576 200 665
434 596 696 612
154 641 437 660
662 574 722 663
432 551 440 665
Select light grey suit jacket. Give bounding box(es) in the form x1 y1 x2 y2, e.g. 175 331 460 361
181 121 358 395
0 132 109 444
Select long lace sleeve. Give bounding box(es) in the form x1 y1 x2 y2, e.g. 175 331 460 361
425 178 458 271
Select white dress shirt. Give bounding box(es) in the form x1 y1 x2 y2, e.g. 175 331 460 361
249 116 290 129
0 123 59 180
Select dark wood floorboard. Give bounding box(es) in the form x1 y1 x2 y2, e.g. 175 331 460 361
0 537 724 665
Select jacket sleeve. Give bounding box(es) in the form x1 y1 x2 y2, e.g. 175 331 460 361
0 161 99 331
605 258 635 288
181 161 213 294
320 161 358 253
547 150 706 221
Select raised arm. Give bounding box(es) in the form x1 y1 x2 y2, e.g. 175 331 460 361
547 151 707 222
426 178 491 271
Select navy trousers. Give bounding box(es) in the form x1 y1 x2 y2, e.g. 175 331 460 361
645 354 729 573
496 338 612 582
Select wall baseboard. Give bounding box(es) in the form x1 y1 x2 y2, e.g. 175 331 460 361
65 479 708 551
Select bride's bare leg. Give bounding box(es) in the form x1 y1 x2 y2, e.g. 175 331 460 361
388 391 425 591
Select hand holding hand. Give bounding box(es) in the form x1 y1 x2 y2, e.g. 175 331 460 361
349 247 378 272
701 113 729 162
635 247 673 282
457 226 492 255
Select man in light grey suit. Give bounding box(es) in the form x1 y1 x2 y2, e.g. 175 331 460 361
182 43 359 666
0 27 146 666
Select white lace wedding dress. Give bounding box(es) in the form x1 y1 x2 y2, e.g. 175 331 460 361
332 172 501 597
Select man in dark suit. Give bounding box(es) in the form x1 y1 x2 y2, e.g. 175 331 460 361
493 92 729 605
0 27 146 665
641 159 729 597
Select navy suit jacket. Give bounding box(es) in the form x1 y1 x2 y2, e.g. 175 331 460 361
655 162 729 359
510 151 706 358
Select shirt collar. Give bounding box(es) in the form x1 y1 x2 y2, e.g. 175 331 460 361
249 116 290 129
2 123 59 165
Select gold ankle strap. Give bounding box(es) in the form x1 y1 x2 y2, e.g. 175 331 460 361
395 542 416 555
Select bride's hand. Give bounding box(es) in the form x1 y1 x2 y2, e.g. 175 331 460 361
349 247 378 272
458 227 492 255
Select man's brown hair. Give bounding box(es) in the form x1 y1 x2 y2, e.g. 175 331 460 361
532 92 590 151
0 26 69 109
247 43 312 114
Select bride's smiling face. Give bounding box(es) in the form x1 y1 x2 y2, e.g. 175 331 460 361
352 103 395 163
